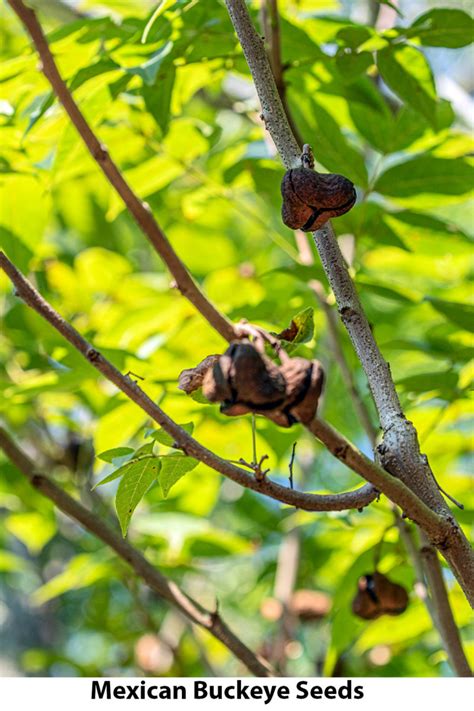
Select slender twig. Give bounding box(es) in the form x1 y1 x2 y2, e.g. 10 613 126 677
223 0 474 607
260 0 303 148
394 510 432 611
5 0 236 344
288 442 297 490
0 251 378 515
419 531 472 677
0 427 273 677
311 280 378 446
0 249 459 546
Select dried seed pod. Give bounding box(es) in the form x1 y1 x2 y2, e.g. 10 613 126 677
352 572 409 620
279 357 324 425
281 167 356 232
202 341 286 417
178 354 220 394
202 354 233 403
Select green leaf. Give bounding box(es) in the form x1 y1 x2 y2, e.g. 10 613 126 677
133 442 155 458
147 422 194 446
407 9 474 48
142 65 176 135
23 92 54 137
376 44 438 126
69 58 120 91
284 307 315 345
356 278 417 304
93 454 158 489
335 50 373 82
97 447 135 463
396 370 458 396
115 457 161 536
159 455 198 498
374 156 474 199
142 1 179 43
126 42 174 85
288 92 368 187
425 297 474 333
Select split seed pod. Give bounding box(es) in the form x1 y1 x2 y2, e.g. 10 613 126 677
281 167 356 232
279 357 324 425
197 342 325 427
352 572 409 620
202 341 286 417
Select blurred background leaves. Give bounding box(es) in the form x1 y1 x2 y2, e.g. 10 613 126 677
0 0 472 677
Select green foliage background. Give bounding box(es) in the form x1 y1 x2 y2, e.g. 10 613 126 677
0 0 472 677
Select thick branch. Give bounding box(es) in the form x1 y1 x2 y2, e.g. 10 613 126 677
6 0 236 344
0 427 273 677
419 532 472 677
0 251 377 515
223 0 474 607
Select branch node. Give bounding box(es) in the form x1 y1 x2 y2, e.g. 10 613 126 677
86 348 101 363
93 143 108 162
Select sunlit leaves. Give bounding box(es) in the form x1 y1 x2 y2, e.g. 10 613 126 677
159 454 199 498
115 456 160 536
288 91 368 187
1 0 473 679
425 297 474 333
374 156 474 202
376 44 439 127
407 9 474 48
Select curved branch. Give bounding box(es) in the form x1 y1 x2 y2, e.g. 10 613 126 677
0 427 274 677
5 0 236 344
0 251 376 515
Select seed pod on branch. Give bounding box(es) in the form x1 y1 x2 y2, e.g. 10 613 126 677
352 572 409 620
202 341 286 417
281 167 356 232
197 341 324 427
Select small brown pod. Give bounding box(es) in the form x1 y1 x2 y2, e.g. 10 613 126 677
279 357 324 425
281 167 356 232
202 341 286 417
352 572 409 620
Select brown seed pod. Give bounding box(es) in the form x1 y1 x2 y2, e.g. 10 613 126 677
178 354 220 394
352 572 409 620
202 341 286 417
281 167 356 232
279 357 324 425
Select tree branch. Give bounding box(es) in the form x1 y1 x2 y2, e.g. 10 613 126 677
419 531 472 677
5 0 236 344
223 0 474 607
0 251 378 515
0 426 273 677
0 250 466 554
